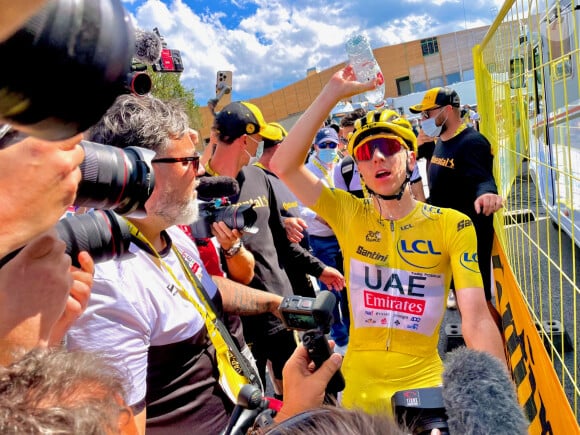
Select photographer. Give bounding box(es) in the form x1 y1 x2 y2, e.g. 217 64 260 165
207 102 345 400
66 94 285 435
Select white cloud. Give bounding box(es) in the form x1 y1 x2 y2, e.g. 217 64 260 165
128 0 497 104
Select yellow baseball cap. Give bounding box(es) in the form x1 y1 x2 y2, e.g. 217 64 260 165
409 87 460 113
214 101 279 141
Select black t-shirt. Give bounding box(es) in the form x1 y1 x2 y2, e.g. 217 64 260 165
255 164 324 297
427 127 497 226
213 165 295 339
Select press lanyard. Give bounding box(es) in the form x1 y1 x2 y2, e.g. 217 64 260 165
123 219 262 391
312 158 335 188
123 219 218 322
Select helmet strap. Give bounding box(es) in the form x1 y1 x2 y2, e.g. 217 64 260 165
366 174 410 201
365 154 413 201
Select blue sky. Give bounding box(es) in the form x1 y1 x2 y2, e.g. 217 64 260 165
122 0 504 105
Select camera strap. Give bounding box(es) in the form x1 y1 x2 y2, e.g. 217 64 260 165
123 219 263 401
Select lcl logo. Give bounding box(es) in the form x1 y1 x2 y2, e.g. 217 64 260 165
396 239 442 269
399 240 441 255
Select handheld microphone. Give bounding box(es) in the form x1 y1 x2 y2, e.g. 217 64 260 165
134 29 163 64
197 176 240 201
442 347 528 435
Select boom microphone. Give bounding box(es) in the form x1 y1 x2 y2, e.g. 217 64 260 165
134 29 163 65
196 176 240 200
442 347 528 435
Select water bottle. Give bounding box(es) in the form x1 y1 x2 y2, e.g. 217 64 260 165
345 34 385 107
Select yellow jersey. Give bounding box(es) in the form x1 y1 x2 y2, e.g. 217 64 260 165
311 186 483 413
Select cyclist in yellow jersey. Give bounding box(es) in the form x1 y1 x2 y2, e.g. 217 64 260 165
271 66 507 415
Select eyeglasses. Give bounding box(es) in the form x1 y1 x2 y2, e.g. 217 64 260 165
353 135 406 161
317 141 338 149
151 155 200 172
339 136 348 145
421 106 444 120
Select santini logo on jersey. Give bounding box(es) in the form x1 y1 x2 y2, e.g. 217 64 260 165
460 252 480 273
357 246 387 262
397 239 442 269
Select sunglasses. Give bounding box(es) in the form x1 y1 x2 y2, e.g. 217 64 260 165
151 155 200 172
317 141 338 149
421 106 444 120
353 135 405 161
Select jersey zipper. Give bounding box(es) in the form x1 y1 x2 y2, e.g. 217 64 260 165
386 219 396 350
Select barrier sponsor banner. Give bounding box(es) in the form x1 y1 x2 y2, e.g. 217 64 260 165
493 236 580 434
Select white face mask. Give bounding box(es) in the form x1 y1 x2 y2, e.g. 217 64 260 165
255 142 264 159
421 117 442 138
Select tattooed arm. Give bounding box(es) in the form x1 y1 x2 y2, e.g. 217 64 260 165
212 275 283 318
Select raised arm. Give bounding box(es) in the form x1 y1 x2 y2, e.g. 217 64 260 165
271 66 376 207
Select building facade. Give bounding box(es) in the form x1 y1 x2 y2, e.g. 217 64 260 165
199 25 490 141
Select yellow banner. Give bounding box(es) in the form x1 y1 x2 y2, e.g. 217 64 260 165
493 236 580 434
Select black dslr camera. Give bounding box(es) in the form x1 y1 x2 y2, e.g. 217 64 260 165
57 140 156 266
190 198 258 238
50 140 155 268
392 387 450 435
0 139 154 269
279 292 346 394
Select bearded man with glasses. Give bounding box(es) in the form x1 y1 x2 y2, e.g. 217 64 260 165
271 67 506 416
67 95 285 434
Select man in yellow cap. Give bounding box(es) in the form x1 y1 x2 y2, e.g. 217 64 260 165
409 87 503 325
207 102 345 398
271 68 506 415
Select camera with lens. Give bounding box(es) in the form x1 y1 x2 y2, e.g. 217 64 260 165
279 292 345 394
51 140 155 266
0 0 139 140
76 141 156 218
392 387 449 435
55 209 132 268
0 0 185 141
189 197 258 239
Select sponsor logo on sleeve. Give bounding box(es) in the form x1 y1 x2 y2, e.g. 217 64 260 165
421 204 443 220
457 219 473 232
459 252 480 273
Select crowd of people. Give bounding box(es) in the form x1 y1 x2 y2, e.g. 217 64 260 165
0 2 524 434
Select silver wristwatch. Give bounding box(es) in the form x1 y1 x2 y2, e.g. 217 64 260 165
222 240 243 258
